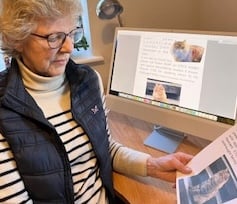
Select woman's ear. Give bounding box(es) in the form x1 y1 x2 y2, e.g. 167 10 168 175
15 43 23 52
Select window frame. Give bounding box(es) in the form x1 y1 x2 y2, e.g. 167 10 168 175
71 0 104 64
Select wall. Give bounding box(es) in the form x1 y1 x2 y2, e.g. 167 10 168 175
117 0 199 30
198 0 237 32
87 0 237 89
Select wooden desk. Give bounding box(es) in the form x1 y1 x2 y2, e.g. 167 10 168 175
108 111 210 204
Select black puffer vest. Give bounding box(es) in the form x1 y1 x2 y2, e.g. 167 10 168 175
0 59 114 203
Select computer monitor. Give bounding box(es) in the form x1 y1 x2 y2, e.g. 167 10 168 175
106 27 237 153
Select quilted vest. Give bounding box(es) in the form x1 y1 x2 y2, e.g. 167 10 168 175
0 59 114 203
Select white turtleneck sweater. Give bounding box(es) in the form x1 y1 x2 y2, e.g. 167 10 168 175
0 59 150 204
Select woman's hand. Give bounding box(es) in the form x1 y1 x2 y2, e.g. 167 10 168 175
146 152 193 183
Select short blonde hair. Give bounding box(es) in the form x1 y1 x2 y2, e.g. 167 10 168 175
0 0 82 57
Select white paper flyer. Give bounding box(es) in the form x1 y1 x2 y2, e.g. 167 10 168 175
176 123 237 204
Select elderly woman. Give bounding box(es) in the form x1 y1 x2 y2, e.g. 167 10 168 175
0 0 193 203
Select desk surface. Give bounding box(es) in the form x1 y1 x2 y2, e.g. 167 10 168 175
108 111 210 204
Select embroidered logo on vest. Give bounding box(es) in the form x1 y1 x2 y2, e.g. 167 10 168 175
91 105 99 114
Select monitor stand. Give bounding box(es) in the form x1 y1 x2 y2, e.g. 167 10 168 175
144 125 186 153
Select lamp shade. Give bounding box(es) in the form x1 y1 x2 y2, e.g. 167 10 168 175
96 0 123 20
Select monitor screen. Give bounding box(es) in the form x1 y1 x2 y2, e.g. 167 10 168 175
106 27 237 146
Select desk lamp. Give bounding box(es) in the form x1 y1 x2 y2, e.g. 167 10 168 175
96 0 123 26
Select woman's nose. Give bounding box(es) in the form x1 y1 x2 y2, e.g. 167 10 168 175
60 36 74 53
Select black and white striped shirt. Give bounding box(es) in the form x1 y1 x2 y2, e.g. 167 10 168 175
0 61 150 204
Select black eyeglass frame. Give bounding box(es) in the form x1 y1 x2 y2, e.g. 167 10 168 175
30 27 84 49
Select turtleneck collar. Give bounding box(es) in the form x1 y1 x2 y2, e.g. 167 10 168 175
16 58 67 93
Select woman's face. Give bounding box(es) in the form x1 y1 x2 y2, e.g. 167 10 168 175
17 17 75 77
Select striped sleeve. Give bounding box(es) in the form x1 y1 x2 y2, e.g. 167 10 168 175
0 134 32 204
96 71 151 177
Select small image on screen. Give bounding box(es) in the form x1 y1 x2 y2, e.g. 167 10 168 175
171 40 205 63
145 78 181 105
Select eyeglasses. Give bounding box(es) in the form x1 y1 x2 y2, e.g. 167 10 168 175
30 27 84 49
